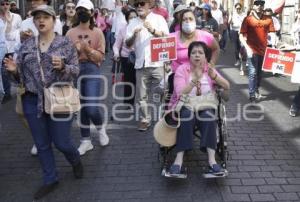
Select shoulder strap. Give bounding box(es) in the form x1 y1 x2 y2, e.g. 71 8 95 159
35 36 45 84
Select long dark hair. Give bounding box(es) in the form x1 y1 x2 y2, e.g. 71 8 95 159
73 9 96 30
60 0 76 23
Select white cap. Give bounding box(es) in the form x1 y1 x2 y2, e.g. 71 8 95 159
76 0 94 10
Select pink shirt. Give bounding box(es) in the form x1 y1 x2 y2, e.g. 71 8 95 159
95 16 107 32
152 7 169 21
113 25 133 58
169 63 222 109
170 30 214 73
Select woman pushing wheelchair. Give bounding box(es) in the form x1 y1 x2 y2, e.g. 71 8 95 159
157 41 230 178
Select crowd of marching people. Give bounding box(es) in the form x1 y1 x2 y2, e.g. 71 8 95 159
0 0 300 199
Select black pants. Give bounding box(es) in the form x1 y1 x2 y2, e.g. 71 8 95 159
231 30 241 61
121 57 136 106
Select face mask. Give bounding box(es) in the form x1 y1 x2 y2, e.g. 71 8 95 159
137 10 145 17
182 21 196 34
77 11 91 23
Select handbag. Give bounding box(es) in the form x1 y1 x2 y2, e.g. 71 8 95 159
181 91 218 112
36 37 80 114
15 84 25 115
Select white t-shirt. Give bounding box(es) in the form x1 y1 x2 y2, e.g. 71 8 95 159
111 5 126 36
4 12 22 53
126 12 169 69
231 12 246 31
211 9 223 26
20 16 62 37
0 19 6 47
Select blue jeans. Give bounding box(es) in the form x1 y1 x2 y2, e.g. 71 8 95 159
219 29 228 50
247 54 264 97
175 107 217 153
292 87 300 109
0 45 7 94
78 62 103 139
22 94 80 185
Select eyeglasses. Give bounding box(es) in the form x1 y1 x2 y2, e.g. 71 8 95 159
66 6 75 10
254 1 265 6
236 7 241 10
0 2 10 6
134 2 146 7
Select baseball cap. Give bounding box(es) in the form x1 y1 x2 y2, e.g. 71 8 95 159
31 5 56 17
76 0 94 10
200 3 211 11
174 4 187 14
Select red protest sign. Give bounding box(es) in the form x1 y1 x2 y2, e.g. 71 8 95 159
262 47 296 76
150 36 177 63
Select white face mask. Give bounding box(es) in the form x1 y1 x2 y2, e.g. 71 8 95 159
182 21 196 34
137 10 145 17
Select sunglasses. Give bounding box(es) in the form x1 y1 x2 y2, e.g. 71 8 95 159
134 2 146 7
0 2 10 6
254 1 265 6
66 6 75 10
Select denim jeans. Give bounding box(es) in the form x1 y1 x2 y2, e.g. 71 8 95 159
247 54 264 97
22 94 80 185
219 29 228 50
175 107 217 153
78 62 103 139
292 86 300 109
0 45 7 94
231 30 241 61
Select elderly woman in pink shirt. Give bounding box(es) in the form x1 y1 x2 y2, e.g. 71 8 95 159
113 9 137 109
165 9 220 104
168 41 230 177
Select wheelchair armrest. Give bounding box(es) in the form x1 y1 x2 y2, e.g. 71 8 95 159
215 86 230 102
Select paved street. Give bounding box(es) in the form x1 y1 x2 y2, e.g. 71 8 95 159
0 42 300 202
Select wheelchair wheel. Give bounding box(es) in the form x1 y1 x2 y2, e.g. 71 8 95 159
217 103 229 168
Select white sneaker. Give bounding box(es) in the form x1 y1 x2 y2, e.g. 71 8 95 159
31 144 38 156
239 70 244 76
78 140 94 156
99 127 109 146
234 60 241 66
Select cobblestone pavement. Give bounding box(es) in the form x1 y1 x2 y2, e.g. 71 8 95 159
0 42 300 202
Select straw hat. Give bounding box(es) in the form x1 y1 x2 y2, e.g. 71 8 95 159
153 111 180 147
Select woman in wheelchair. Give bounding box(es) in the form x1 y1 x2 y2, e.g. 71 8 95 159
168 41 230 177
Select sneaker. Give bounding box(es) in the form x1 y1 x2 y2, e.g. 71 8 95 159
255 92 266 100
72 160 83 179
34 181 59 200
203 164 227 178
239 70 244 76
99 127 109 146
249 96 256 103
138 121 151 131
78 140 94 156
164 164 187 179
234 60 241 66
289 105 298 117
31 144 38 156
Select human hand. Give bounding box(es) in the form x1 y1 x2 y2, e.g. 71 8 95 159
20 29 33 42
3 56 17 73
134 27 142 35
143 21 154 33
208 66 217 79
113 55 120 61
52 56 65 70
246 47 253 58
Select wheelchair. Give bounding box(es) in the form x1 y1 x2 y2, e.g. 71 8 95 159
157 87 229 179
